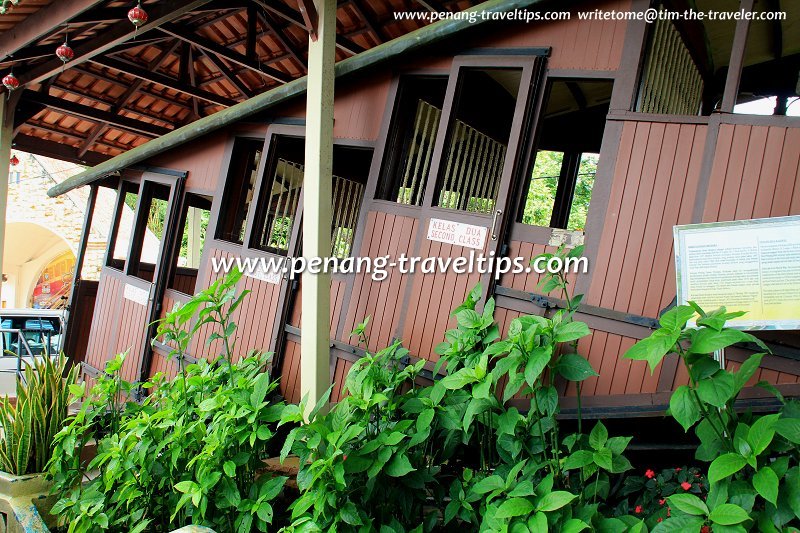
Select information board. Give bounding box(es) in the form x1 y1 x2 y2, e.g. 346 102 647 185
673 215 800 330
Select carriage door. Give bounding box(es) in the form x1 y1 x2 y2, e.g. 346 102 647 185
398 53 548 363
243 133 371 403
102 174 180 382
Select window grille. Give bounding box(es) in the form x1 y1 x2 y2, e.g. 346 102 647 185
395 99 441 206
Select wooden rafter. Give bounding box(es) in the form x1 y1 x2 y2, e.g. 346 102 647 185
0 0 104 60
91 55 237 107
158 22 291 84
21 90 171 137
198 49 254 99
16 0 214 87
257 10 307 73
252 0 365 55
78 40 182 157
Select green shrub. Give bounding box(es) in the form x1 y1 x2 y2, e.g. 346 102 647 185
0 353 77 475
624 303 800 531
48 270 290 532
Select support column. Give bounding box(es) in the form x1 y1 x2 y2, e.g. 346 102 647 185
0 95 16 308
300 0 335 416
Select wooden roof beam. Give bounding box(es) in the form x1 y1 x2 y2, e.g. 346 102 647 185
158 22 292 84
21 90 171 137
257 11 307 73
16 0 214 87
79 40 181 157
0 0 104 61
414 0 448 11
13 133 109 165
198 49 254 98
91 55 237 107
252 0 365 55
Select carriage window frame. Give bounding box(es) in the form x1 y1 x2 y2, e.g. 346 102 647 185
105 181 140 272
167 193 212 295
215 137 264 245
246 132 373 259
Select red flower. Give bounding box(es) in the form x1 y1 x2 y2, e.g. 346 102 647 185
675 467 682 472
695 473 701 478
681 481 692 491
634 505 643 514
701 527 710 533
657 518 663 523
667 507 671 517
645 469 655 479
342 454 348 461
659 499 666 506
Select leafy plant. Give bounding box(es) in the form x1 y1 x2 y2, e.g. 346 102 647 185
624 304 800 532
48 270 290 532
0 353 77 475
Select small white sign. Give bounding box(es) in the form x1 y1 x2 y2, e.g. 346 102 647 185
245 262 283 285
123 283 149 306
427 218 487 250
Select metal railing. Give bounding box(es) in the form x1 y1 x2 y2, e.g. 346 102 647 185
0 328 58 380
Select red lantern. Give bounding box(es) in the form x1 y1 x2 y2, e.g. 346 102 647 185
2 72 18 91
9 155 18 166
128 3 148 27
56 42 74 63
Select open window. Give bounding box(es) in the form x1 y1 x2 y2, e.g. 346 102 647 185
376 75 447 205
733 0 799 116
168 194 212 294
250 135 372 257
216 138 263 245
107 181 140 271
128 182 171 282
518 79 613 231
433 67 522 213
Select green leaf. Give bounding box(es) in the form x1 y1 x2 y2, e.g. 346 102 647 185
223 460 236 478
667 493 709 516
651 516 705 533
733 353 764 393
589 421 608 450
527 512 548 533
696 372 736 408
592 448 613 471
340 501 362 526
524 348 551 387
690 328 751 355
562 450 594 471
624 329 679 374
556 353 598 382
752 466 778 506
385 454 415 477
537 491 577 512
554 321 591 343
709 503 749 525
747 414 778 456
561 519 589 533
472 475 505 495
670 385 700 432
440 368 477 390
496 497 535 518
659 305 696 332
456 309 482 329
774 418 800 444
708 453 747 484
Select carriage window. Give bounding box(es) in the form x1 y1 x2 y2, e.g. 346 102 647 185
108 182 140 270
129 182 170 282
434 68 522 213
168 194 212 294
250 136 371 258
377 76 447 206
519 79 612 231
216 138 263 245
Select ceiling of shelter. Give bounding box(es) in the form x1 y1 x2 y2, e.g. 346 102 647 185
0 0 478 166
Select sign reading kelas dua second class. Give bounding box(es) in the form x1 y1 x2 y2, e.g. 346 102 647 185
673 215 800 330
427 218 487 250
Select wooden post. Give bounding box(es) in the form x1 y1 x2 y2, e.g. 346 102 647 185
300 0 335 417
720 0 754 113
0 94 16 308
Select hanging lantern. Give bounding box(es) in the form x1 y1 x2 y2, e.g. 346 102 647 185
9 155 18 166
56 42 74 63
128 2 148 27
2 72 19 91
